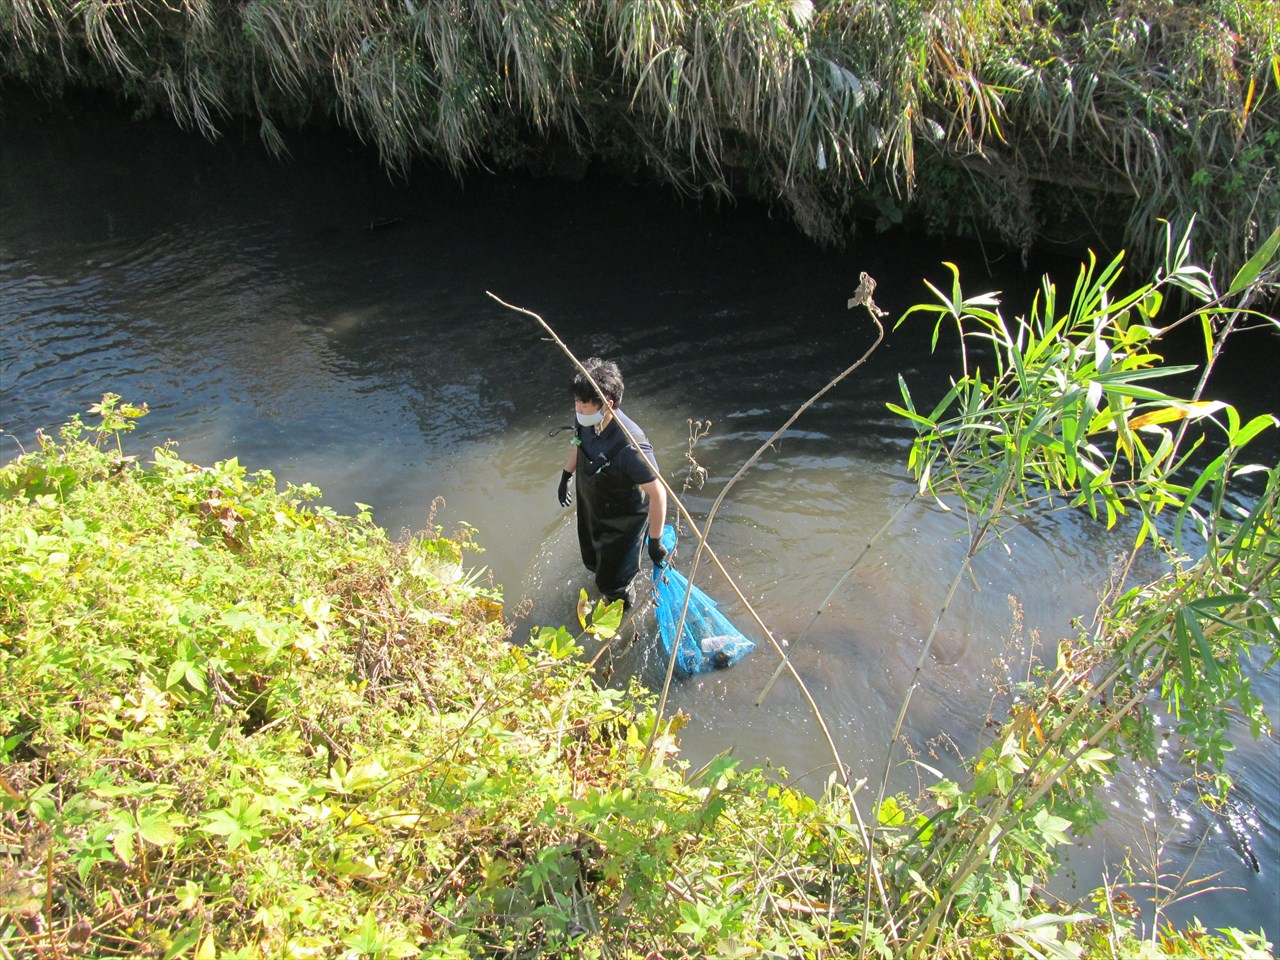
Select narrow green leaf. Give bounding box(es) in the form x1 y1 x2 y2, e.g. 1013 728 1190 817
927 382 962 421
161 927 203 960
1227 224 1280 295
886 402 938 429
1184 610 1222 687
1174 616 1194 694
1133 513 1151 550
1230 414 1279 448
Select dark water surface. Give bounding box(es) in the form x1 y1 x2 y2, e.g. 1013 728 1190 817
3 93 1276 936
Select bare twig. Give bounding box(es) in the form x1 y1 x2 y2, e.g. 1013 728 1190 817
486 280 895 926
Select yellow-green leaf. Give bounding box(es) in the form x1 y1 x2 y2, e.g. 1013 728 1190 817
195 933 217 960
1129 401 1226 429
1228 223 1280 295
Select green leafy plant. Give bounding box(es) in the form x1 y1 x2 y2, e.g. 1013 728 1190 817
0 396 860 958
874 223 1278 957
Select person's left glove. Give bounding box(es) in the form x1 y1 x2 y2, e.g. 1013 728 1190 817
557 470 573 508
647 536 668 566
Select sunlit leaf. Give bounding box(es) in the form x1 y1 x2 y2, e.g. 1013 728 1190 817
1183 609 1223 687
876 796 906 826
1227 223 1280 295
1229 413 1278 447
138 813 179 847
590 597 624 639
1033 809 1073 846
195 933 217 960
1128 400 1226 429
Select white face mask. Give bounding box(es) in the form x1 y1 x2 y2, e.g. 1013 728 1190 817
576 408 606 427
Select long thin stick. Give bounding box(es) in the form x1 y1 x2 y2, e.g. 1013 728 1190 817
487 281 896 923
486 286 876 776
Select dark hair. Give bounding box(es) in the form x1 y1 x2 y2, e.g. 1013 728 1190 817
571 357 624 406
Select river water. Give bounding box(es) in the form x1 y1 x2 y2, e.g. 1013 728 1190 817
2 92 1276 936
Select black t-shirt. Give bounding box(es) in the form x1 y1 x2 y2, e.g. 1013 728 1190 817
575 407 658 484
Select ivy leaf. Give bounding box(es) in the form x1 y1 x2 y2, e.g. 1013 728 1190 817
1033 809 1073 847
200 797 264 850
137 806 181 848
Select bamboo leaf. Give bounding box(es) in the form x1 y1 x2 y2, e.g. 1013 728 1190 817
1128 401 1227 429
1173 617 1195 700
1093 365 1198 385
1183 609 1222 687
1229 413 1279 447
927 381 962 421
1227 224 1280 295
1141 288 1163 319
886 403 937 430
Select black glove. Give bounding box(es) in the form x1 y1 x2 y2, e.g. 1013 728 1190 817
647 536 668 566
557 470 573 508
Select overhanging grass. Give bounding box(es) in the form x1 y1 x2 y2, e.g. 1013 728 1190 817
1 0 1275 278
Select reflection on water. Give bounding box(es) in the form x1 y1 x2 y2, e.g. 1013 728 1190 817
2 92 1276 935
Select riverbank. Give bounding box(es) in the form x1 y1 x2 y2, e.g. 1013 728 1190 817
3 398 1275 957
2 0 1276 280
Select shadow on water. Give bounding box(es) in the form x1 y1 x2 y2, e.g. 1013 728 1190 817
2 88 1276 935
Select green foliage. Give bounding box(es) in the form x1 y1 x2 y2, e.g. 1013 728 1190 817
577 587 625 642
881 229 1278 957
0 397 860 958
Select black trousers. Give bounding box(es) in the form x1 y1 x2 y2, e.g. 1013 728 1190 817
575 461 647 606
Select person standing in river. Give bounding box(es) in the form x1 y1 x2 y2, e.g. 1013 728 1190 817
556 358 668 610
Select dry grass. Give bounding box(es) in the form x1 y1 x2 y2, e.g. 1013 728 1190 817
1 0 1275 275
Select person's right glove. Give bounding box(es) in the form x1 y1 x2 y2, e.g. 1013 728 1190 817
557 470 573 508
647 536 668 567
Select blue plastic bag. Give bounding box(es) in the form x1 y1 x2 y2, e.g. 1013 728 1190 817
649 524 755 676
